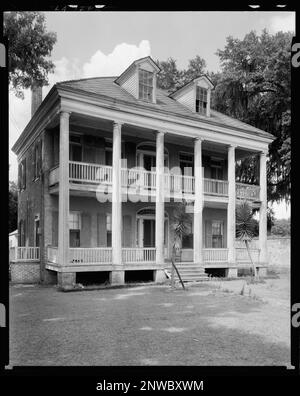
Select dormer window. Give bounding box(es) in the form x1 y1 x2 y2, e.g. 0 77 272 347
138 69 153 101
114 57 160 103
169 75 214 117
196 87 207 115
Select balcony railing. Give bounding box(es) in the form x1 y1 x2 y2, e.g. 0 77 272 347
236 182 260 201
10 247 40 261
47 247 156 265
122 248 156 263
49 161 260 201
204 178 228 196
203 248 229 262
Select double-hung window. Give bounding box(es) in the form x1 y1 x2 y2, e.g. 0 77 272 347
196 87 208 115
138 69 153 101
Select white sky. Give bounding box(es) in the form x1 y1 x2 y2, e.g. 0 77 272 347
8 11 294 219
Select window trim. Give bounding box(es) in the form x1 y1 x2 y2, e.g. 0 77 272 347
138 68 154 102
195 86 208 116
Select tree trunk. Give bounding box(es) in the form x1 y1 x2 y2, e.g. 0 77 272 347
171 245 185 289
245 239 257 278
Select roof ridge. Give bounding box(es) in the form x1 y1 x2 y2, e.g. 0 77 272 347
57 76 117 85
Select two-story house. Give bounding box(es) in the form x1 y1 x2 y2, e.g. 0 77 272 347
11 56 274 288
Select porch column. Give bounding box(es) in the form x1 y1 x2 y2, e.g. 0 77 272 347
227 144 236 264
112 121 122 267
259 151 268 264
58 111 70 268
155 131 165 266
193 138 203 265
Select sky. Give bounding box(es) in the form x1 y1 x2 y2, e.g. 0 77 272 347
8 11 294 218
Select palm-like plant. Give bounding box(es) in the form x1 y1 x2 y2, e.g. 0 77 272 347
235 200 257 278
170 201 191 289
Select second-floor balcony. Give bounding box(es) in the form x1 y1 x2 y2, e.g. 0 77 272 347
49 160 261 201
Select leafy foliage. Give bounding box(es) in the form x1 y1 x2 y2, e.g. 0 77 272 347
4 11 57 98
271 218 290 236
236 201 256 242
213 30 291 203
9 181 18 233
171 201 191 251
156 30 291 204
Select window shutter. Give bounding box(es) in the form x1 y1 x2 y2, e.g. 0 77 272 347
205 220 212 248
97 213 107 247
122 215 132 247
18 163 21 190
32 146 36 180
52 211 58 247
81 213 91 247
23 158 26 189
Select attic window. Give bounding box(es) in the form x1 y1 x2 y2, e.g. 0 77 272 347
196 87 207 115
138 69 153 101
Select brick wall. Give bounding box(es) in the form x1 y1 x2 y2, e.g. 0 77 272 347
10 262 40 283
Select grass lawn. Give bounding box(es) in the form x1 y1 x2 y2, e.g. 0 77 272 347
9 270 290 366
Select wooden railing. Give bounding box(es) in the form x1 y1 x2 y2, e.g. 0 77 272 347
69 248 112 264
235 248 260 263
122 248 156 263
204 178 228 196
10 247 40 261
236 183 260 201
203 248 228 262
69 161 113 185
165 173 195 194
51 161 261 201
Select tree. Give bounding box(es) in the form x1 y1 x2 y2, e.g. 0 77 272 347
213 30 291 204
9 181 18 233
271 218 290 236
4 11 57 98
156 55 207 93
170 202 191 289
236 201 258 278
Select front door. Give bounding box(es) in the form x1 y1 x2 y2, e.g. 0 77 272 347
143 219 155 247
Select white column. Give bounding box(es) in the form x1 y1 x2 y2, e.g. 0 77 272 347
58 111 70 266
227 144 236 263
193 138 203 265
259 151 268 263
112 122 122 266
155 131 165 265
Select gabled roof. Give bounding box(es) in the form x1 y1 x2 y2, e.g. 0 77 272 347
56 76 274 140
114 56 161 85
169 75 214 99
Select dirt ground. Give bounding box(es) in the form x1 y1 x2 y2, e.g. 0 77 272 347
9 269 290 366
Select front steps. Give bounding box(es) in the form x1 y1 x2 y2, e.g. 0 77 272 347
165 262 209 282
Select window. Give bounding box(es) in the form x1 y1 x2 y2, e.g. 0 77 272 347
69 211 81 230
69 135 82 162
179 152 194 176
33 140 42 180
210 159 224 180
106 214 112 247
182 219 193 249
196 87 208 115
138 69 153 101
211 220 224 248
18 220 26 247
18 158 26 190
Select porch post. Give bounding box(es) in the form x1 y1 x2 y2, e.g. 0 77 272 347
227 144 236 264
112 121 123 268
155 131 165 266
193 138 203 265
58 111 70 269
259 151 268 264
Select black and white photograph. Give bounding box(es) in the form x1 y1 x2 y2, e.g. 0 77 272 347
3 5 296 377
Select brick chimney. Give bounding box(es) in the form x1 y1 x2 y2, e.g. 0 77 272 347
31 83 43 117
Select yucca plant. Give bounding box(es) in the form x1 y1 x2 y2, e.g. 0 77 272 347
235 200 257 278
170 201 191 289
